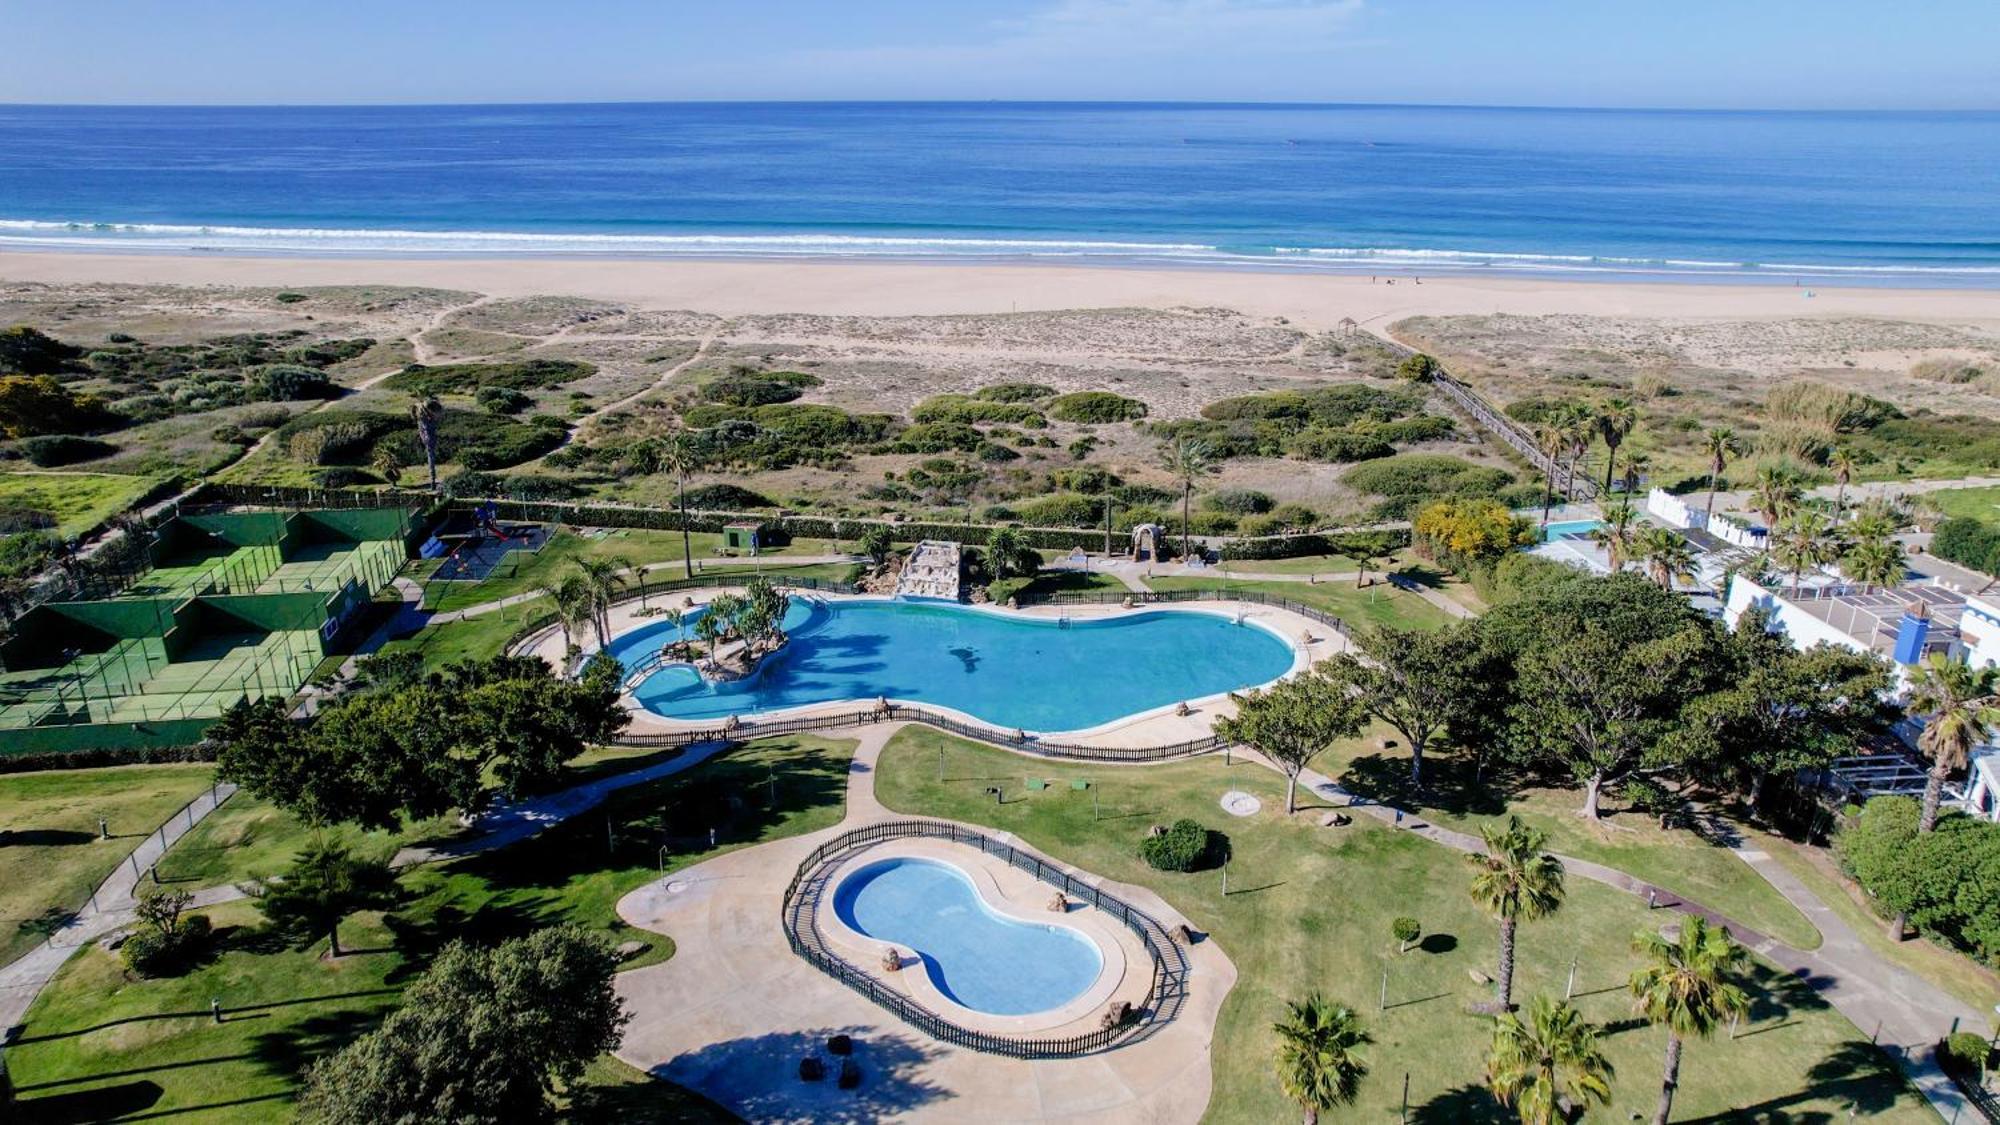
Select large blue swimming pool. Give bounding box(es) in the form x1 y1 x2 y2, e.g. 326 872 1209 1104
607 597 1297 732
833 856 1102 1016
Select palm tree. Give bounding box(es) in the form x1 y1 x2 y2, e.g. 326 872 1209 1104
1840 536 1905 593
1468 816 1566 1011
1157 436 1216 562
541 574 594 656
1589 502 1640 572
655 431 700 580
1635 526 1697 592
1621 451 1652 497
1271 994 1371 1125
1750 464 1804 531
1770 509 1842 594
1595 397 1638 496
1828 447 1859 522
662 605 686 653
1557 404 1595 502
1628 916 1750 1125
1486 995 1614 1125
411 396 445 492
1699 427 1740 521
1534 423 1570 527
571 555 632 649
1847 497 1910 547
1906 655 2000 835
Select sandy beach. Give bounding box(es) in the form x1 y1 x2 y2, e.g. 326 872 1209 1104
7 251 2000 331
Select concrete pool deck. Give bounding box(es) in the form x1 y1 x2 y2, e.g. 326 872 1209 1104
612 723 1237 1124
525 589 1352 752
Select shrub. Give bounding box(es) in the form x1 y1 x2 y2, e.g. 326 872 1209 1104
1289 428 1393 463
976 382 1054 403
121 890 212 978
1048 391 1148 424
1237 513 1286 537
475 386 533 415
18 434 115 466
975 441 1020 463
1838 796 2000 964
1013 492 1105 528
1371 415 1455 444
0 325 81 375
274 291 310 304
251 364 337 401
1392 917 1421 951
1204 488 1273 515
383 359 595 395
237 405 292 431
681 483 777 509
1396 353 1440 382
209 424 252 446
1766 379 1899 434
700 369 821 408
893 421 983 454
1931 517 2000 578
912 394 1047 428
1940 1031 1991 1076
0 375 116 438
1139 818 1215 872
1412 498 1534 575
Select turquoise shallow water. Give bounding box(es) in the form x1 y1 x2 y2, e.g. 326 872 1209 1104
606 598 1296 732
833 857 1101 1016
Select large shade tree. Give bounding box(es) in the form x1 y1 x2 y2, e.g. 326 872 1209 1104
1218 668 1367 815
1468 816 1566 1012
1628 916 1751 1125
1321 623 1478 790
1271 994 1370 1125
297 926 628 1124
253 841 398 958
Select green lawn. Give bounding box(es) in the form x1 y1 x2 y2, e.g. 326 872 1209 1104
0 764 220 965
987 568 1127 604
1929 484 2000 523
1146 574 1456 631
0 470 162 536
153 794 457 889
417 528 845 612
1215 548 1421 577
8 735 853 1123
873 728 1924 1124
1315 731 1820 951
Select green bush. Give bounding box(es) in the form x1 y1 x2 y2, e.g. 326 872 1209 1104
912 394 1047 428
122 913 212 978
1140 818 1216 872
1392 917 1421 949
976 382 1054 403
682 483 776 509
1204 384 1422 428
976 441 1020 463
251 364 338 402
1204 488 1274 515
1371 415 1455 443
1931 517 2000 578
894 421 984 454
383 359 595 395
19 434 116 466
1838 796 2000 964
1289 428 1394 463
700 369 821 407
1048 391 1148 424
475 386 533 415
1940 1032 1991 1076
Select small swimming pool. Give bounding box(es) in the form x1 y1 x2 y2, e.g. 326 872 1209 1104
608 597 1297 731
1541 518 1605 542
833 856 1102 1016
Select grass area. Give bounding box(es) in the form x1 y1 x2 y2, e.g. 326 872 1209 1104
1146 573 1456 631
0 764 219 965
1315 732 1821 951
0 469 161 536
416 528 844 612
1752 825 2000 1015
987 567 1127 604
874 729 1923 1123
8 735 852 1123
1930 484 2000 523
153 794 457 889
1215 548 1420 577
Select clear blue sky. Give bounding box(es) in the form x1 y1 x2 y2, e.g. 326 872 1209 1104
5 0 1996 109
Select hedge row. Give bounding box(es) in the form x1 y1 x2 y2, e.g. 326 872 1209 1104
183 482 1398 561
0 741 214 775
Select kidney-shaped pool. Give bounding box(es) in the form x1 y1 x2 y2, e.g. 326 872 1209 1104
608 597 1297 732
833 856 1102 1016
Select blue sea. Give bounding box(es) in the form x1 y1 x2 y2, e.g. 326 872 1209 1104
2 102 1998 284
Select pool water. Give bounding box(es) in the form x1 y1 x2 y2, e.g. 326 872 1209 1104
609 598 1296 732
833 856 1102 1016
1541 519 1605 542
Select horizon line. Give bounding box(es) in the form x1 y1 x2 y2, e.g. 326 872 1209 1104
2 97 1997 115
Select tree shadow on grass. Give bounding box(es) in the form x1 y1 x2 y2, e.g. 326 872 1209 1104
660 1025 952 1124
0 828 99 847
1338 754 1512 819
1408 1082 1510 1124
1680 1040 1911 1123
248 1005 393 1083
12 1079 165 1123
380 894 555 983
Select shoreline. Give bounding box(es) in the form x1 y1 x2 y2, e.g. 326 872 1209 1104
8 251 2000 327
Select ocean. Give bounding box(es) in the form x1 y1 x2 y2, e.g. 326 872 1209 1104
1 101 1997 285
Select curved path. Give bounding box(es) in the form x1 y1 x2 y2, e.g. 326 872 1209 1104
612 723 1236 1125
